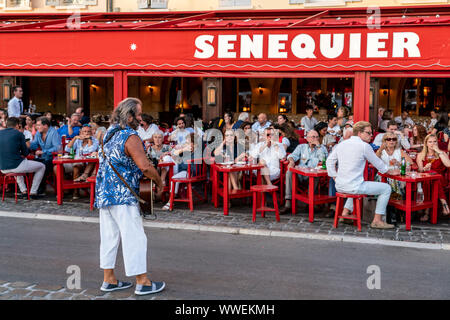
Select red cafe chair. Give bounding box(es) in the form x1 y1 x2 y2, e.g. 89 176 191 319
87 176 96 211
334 193 366 231
169 158 208 212
2 173 30 203
251 185 280 222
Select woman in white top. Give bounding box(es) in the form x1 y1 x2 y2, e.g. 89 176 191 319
375 132 413 199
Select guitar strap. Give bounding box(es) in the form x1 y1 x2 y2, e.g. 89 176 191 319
101 127 154 217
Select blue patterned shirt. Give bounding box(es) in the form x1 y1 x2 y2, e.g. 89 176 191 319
95 125 143 209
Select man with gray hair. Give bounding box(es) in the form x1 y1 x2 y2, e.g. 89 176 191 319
58 113 81 139
251 113 271 136
280 130 328 214
95 97 165 296
232 112 249 130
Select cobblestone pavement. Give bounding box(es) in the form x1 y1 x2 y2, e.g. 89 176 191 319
0 280 172 300
1 191 450 300
1 190 450 245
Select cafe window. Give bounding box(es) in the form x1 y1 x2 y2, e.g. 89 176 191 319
138 0 168 9
278 78 292 114
219 0 251 8
238 79 252 113
4 0 31 9
327 78 353 112
296 78 321 114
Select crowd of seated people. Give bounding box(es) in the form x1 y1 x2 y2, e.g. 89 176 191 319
2 101 450 227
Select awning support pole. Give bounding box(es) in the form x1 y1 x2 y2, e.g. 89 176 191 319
353 71 371 123
114 70 128 109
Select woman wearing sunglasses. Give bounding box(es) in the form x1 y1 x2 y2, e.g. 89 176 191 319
376 132 413 201
213 129 246 191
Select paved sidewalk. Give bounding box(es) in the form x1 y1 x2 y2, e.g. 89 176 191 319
1 193 450 246
0 280 170 300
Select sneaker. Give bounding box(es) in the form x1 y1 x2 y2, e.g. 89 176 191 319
134 281 165 296
30 194 43 200
370 221 395 229
100 280 133 292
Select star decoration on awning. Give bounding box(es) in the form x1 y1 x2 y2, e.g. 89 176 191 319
130 43 137 51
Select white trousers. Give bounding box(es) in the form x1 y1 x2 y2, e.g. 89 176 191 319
1 159 45 194
171 171 188 194
99 204 148 277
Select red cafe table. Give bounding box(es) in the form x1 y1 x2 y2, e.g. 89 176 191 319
378 171 441 231
53 156 99 205
289 166 336 223
212 163 264 216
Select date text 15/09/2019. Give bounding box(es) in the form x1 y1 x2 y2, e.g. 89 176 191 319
175 304 276 318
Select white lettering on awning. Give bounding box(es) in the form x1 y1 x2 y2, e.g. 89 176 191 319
193 32 421 60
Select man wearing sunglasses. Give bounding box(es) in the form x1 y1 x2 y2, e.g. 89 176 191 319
327 121 400 229
249 127 286 185
373 120 410 150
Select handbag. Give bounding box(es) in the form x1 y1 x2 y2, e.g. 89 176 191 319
100 128 156 219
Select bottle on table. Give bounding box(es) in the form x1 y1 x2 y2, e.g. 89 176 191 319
400 157 406 176
417 183 424 203
69 147 75 159
321 156 327 169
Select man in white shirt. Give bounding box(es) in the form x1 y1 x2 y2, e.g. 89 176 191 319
7 86 24 118
326 121 400 229
137 113 159 144
300 105 318 133
170 116 190 146
373 120 410 150
249 127 286 185
394 110 415 130
251 113 271 136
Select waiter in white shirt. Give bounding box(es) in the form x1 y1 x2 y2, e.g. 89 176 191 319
7 86 24 118
326 121 400 229
300 105 318 133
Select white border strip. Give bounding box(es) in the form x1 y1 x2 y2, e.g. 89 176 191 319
0 211 448 251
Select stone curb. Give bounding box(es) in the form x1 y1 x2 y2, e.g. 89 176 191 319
0 210 448 251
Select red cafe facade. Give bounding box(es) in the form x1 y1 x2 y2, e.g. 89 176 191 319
1 5 450 126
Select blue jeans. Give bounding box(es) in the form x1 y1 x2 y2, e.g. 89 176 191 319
341 181 391 216
329 178 336 197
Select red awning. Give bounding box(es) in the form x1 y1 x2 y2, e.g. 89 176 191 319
1 5 450 73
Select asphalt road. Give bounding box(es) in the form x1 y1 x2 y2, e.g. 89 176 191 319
0 216 449 299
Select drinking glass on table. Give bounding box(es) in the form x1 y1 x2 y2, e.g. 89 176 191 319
426 155 436 166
